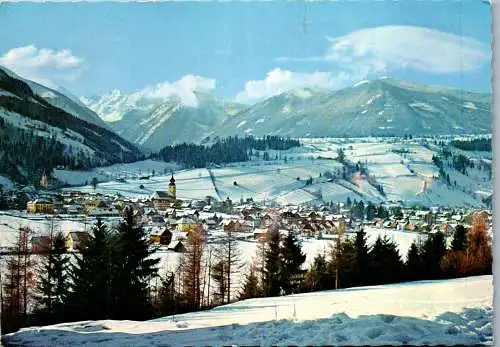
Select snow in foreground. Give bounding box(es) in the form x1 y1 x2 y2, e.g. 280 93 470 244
3 276 492 346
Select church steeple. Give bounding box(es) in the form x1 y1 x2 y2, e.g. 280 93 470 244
168 173 176 199
40 170 48 189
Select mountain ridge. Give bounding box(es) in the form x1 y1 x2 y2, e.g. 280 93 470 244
82 77 491 151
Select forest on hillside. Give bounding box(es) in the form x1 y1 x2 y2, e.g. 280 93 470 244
155 135 301 168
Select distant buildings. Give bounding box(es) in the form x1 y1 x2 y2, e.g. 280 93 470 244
27 198 54 214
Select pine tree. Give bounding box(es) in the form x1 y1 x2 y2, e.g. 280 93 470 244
34 232 70 324
451 224 468 251
421 231 447 279
155 271 176 316
336 237 357 289
68 218 115 321
405 241 423 281
210 259 228 305
303 253 329 292
113 207 160 319
345 197 352 209
239 266 261 300
280 232 306 294
353 229 371 286
365 202 377 220
262 229 282 297
369 235 404 285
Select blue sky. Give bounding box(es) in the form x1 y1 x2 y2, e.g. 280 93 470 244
0 1 492 103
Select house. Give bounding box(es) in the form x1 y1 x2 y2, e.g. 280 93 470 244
27 198 54 214
84 198 106 213
88 208 120 218
65 231 90 250
168 240 186 253
253 228 268 240
31 235 52 253
177 217 198 232
150 215 166 226
220 219 242 232
64 204 84 214
150 228 173 245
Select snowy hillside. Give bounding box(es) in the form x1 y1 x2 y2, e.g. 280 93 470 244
82 91 245 151
63 137 491 208
0 66 108 129
0 66 143 184
3 275 492 346
213 78 491 139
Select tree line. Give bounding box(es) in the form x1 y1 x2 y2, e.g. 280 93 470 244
154 136 301 168
450 138 491 152
1 210 492 335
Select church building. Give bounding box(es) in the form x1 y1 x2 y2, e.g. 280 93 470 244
152 174 177 211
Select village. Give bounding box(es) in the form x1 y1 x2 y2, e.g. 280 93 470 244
0 171 492 256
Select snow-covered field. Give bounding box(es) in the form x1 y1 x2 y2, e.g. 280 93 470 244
54 160 180 186
56 138 493 207
55 137 489 208
3 275 492 346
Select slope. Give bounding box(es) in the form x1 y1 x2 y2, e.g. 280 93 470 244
0 66 143 185
214 78 491 138
3 275 492 346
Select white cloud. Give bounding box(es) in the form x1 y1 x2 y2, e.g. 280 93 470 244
0 45 84 87
138 75 216 107
323 25 489 74
235 68 353 103
256 26 489 103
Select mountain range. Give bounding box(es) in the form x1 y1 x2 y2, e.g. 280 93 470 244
0 66 142 184
82 78 491 151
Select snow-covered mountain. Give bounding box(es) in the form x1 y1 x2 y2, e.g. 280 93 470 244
0 67 109 129
82 91 245 151
214 78 491 138
0 66 142 183
84 78 490 151
80 89 160 123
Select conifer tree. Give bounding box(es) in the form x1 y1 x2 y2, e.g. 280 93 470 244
336 237 356 289
262 229 282 297
68 218 115 321
365 202 377 220
34 232 70 324
451 224 468 252
239 265 261 300
303 253 329 292
155 271 176 316
405 241 423 281
210 259 228 305
369 235 404 285
280 232 306 294
353 229 371 286
113 207 160 319
421 231 447 279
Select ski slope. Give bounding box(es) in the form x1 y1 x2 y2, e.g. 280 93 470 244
3 276 492 346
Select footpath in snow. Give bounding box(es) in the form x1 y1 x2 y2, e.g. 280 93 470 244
2 275 493 346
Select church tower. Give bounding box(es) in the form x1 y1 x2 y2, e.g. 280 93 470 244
40 170 48 189
168 174 176 199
